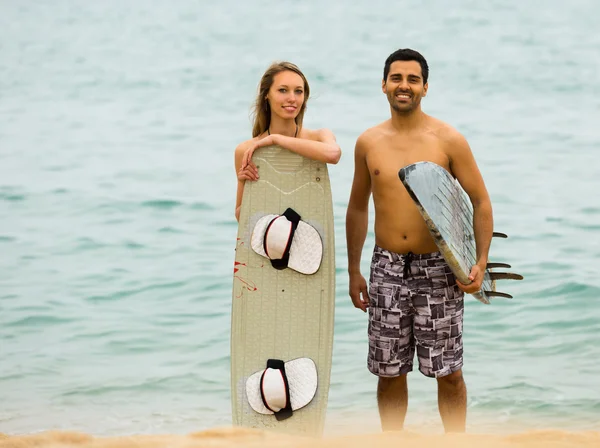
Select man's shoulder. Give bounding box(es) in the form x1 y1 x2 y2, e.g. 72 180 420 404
425 117 474 166
356 121 390 149
427 116 469 147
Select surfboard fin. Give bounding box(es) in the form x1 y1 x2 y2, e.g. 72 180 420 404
493 232 508 238
489 272 524 281
484 291 513 299
487 262 511 269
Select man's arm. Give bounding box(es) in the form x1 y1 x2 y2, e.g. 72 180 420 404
346 133 372 311
447 132 493 292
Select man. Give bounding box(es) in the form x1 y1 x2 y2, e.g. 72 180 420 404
345 48 493 433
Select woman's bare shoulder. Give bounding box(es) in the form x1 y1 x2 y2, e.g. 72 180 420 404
235 136 259 154
300 127 336 142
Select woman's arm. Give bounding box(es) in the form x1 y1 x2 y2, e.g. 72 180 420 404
272 128 341 164
241 129 341 170
234 142 253 221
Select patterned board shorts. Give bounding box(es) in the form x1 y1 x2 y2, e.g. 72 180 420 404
367 245 465 379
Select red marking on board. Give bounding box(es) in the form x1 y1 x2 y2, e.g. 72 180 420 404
234 275 258 298
233 260 256 297
233 261 247 274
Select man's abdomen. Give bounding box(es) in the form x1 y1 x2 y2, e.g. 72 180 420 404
373 205 438 254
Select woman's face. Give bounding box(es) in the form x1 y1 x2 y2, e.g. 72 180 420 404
266 70 305 120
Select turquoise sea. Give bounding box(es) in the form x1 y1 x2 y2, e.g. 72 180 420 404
1 0 599 437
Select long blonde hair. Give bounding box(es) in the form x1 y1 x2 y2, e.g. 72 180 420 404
251 61 310 138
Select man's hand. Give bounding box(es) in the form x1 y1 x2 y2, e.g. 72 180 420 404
349 272 369 312
456 263 485 294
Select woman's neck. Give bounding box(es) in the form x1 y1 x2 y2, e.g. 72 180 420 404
268 116 298 137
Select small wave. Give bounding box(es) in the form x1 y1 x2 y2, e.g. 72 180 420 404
0 193 26 202
155 312 198 326
75 237 107 251
6 314 77 328
1 294 18 300
66 329 123 342
581 207 600 215
528 281 599 299
103 336 168 354
212 220 237 227
189 201 215 211
535 315 599 331
158 226 185 234
61 381 159 397
488 381 558 394
61 373 199 397
0 372 27 381
85 281 187 303
200 281 229 293
141 199 182 209
536 261 571 270
573 223 600 231
12 304 52 313
472 394 600 421
124 240 145 249
544 215 600 231
103 218 131 225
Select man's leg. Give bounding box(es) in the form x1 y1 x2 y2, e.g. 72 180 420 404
377 374 408 431
367 246 415 432
412 252 466 433
437 369 467 432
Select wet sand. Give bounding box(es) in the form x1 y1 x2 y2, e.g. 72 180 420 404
2 426 599 448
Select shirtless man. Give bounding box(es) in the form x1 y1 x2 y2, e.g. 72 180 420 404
345 48 493 433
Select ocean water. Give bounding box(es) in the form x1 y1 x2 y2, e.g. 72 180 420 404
1 0 599 438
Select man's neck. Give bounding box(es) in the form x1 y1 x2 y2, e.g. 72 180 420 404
390 108 425 132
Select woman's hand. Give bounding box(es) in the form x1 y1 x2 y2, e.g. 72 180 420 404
237 163 259 181
241 135 275 170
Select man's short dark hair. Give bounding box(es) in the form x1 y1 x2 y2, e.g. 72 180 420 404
383 49 429 84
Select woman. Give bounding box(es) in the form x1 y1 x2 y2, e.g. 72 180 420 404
234 61 341 221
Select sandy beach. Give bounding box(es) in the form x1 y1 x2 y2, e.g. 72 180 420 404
2 426 600 448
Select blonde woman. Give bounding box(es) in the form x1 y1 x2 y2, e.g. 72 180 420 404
234 61 341 221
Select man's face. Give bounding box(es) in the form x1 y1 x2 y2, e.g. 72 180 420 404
382 60 428 113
